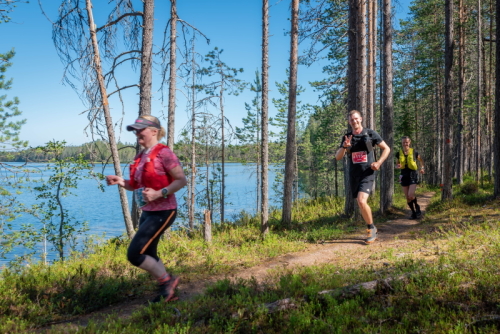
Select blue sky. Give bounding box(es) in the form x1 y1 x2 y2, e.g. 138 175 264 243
1 0 411 147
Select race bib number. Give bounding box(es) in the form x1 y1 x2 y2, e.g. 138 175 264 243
352 151 368 164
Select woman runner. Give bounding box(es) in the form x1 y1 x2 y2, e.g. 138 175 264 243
395 136 425 219
106 115 187 302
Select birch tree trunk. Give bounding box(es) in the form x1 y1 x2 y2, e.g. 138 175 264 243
282 0 299 225
85 0 135 238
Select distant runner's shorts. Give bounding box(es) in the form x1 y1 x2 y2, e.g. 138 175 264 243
350 170 375 198
400 173 418 187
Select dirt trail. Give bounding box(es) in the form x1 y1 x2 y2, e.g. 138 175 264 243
44 192 434 331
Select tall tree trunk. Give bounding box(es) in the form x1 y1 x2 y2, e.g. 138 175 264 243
412 39 419 147
456 0 465 184
167 0 177 148
220 80 225 224
442 0 454 200
357 0 367 114
261 0 269 236
494 0 500 197
476 0 482 182
380 0 394 213
189 40 196 231
282 0 299 225
132 0 155 229
205 126 212 221
85 0 135 238
139 0 154 118
367 0 377 130
344 0 358 216
348 0 358 112
487 0 494 180
436 71 442 185
481 37 487 186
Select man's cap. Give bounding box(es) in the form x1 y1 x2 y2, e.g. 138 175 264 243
126 118 161 131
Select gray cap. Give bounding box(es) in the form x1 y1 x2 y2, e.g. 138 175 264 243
126 118 161 131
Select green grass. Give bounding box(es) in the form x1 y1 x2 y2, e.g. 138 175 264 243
0 194 351 332
3 181 500 333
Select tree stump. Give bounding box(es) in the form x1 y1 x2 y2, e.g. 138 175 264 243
204 209 212 243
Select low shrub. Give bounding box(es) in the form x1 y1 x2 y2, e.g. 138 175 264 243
459 181 478 195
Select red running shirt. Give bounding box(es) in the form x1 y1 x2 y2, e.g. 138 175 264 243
131 145 181 211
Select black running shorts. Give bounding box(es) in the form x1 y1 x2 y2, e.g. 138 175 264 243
127 209 177 267
400 173 418 187
350 170 375 198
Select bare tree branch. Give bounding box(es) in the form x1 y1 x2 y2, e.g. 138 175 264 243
96 11 142 32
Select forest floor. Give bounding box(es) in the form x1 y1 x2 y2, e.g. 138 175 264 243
43 192 435 333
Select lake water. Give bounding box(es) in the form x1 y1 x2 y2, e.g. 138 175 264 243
0 162 284 266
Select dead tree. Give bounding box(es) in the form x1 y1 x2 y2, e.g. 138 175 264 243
167 0 178 148
53 0 140 237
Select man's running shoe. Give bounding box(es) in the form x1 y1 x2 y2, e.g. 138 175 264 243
365 227 377 244
410 212 417 220
151 275 180 303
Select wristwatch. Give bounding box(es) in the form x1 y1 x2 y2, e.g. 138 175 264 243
161 188 169 198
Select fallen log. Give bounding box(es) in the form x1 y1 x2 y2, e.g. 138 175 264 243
263 273 410 314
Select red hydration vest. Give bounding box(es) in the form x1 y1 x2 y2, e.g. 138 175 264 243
129 144 173 190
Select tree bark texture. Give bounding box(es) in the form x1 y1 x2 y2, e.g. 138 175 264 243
282 0 299 225
130 0 155 229
487 0 494 180
356 0 367 115
380 0 394 213
85 0 135 239
348 0 358 112
189 40 196 231
220 79 226 225
442 0 454 200
204 209 212 243
456 0 465 185
139 0 154 118
476 0 482 183
367 0 377 130
494 0 500 197
261 0 270 235
167 0 177 148
344 0 358 216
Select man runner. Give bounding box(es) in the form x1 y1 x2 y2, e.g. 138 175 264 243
336 110 391 244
